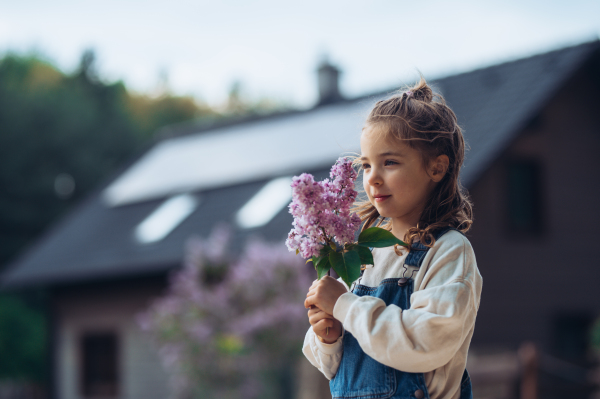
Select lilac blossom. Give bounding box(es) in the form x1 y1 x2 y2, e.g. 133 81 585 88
286 157 361 258
137 225 311 399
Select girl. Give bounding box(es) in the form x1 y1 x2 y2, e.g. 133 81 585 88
303 77 482 399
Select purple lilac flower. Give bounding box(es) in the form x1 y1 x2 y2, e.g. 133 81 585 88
286 157 361 258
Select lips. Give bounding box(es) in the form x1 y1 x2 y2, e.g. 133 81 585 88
373 195 391 203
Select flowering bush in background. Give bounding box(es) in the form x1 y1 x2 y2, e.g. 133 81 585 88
137 225 312 399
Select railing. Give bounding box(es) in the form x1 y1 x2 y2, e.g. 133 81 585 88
0 382 44 399
468 342 599 399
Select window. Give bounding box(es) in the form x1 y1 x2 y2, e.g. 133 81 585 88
80 332 119 398
236 177 292 229
506 159 543 234
134 193 199 244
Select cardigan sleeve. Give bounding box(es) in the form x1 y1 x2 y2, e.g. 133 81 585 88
301 276 351 380
332 234 482 373
302 325 344 380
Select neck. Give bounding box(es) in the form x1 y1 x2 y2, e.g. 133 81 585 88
390 210 422 241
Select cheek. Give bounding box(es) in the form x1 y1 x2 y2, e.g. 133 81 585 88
390 173 410 190
390 174 423 199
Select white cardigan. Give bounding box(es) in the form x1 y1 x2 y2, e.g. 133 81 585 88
303 230 483 399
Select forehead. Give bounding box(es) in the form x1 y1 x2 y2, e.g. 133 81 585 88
360 124 410 154
361 123 388 140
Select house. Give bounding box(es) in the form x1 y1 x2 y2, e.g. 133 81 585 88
2 40 600 399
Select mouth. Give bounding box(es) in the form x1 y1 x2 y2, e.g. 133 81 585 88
373 195 391 203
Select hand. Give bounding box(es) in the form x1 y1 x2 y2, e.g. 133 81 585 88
304 276 348 315
307 306 342 344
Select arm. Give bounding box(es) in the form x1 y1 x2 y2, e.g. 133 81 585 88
333 236 482 373
302 278 349 379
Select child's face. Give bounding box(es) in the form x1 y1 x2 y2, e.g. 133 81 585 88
360 125 437 230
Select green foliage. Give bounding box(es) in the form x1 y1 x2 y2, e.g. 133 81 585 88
0 51 216 269
0 50 287 388
358 227 407 248
354 245 374 266
311 227 406 287
314 256 331 280
328 250 362 287
592 317 600 351
126 92 212 134
0 50 221 385
0 294 46 383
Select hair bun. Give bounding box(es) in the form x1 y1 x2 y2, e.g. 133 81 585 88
407 77 433 103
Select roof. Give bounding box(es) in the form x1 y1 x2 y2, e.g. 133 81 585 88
2 40 599 289
102 100 368 206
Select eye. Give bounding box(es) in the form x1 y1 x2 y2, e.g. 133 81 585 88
362 163 371 169
384 159 398 166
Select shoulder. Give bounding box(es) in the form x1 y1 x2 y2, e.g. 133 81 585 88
431 229 474 260
418 229 481 288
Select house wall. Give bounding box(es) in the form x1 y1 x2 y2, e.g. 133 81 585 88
467 58 600 353
52 276 171 399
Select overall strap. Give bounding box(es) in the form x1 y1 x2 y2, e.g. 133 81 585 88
355 227 458 283
404 227 455 267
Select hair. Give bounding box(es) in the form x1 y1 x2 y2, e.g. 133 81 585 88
353 75 473 251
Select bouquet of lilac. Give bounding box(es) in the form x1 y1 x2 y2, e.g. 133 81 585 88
286 157 406 287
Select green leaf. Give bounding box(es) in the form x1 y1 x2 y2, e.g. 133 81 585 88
329 251 362 288
315 256 331 280
319 245 333 257
296 248 299 255
354 245 374 265
358 227 407 248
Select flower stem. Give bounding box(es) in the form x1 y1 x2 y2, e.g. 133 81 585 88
327 268 331 336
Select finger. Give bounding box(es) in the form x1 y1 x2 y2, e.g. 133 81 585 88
307 281 320 294
312 319 333 333
304 295 319 309
305 288 318 303
315 318 334 330
309 309 332 323
309 307 333 319
307 307 322 317
310 278 325 290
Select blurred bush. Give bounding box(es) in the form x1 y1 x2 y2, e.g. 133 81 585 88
0 50 216 268
592 318 600 352
0 294 45 383
137 225 313 399
0 49 288 389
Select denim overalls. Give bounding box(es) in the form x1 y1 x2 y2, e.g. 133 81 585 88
330 228 472 399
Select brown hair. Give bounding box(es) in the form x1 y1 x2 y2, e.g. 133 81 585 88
354 75 473 250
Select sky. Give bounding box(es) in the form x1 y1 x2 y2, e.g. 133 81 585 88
1 0 599 108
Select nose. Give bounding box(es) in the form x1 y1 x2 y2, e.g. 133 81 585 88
366 166 383 187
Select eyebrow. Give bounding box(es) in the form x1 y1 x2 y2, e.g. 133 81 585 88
379 152 403 157
360 152 404 161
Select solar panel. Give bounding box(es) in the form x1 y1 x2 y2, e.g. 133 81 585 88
102 101 374 207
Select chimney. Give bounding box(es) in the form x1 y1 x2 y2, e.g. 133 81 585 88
317 57 343 106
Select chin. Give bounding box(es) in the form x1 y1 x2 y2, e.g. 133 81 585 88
374 208 392 219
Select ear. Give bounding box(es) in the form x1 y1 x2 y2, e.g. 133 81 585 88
429 155 449 183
